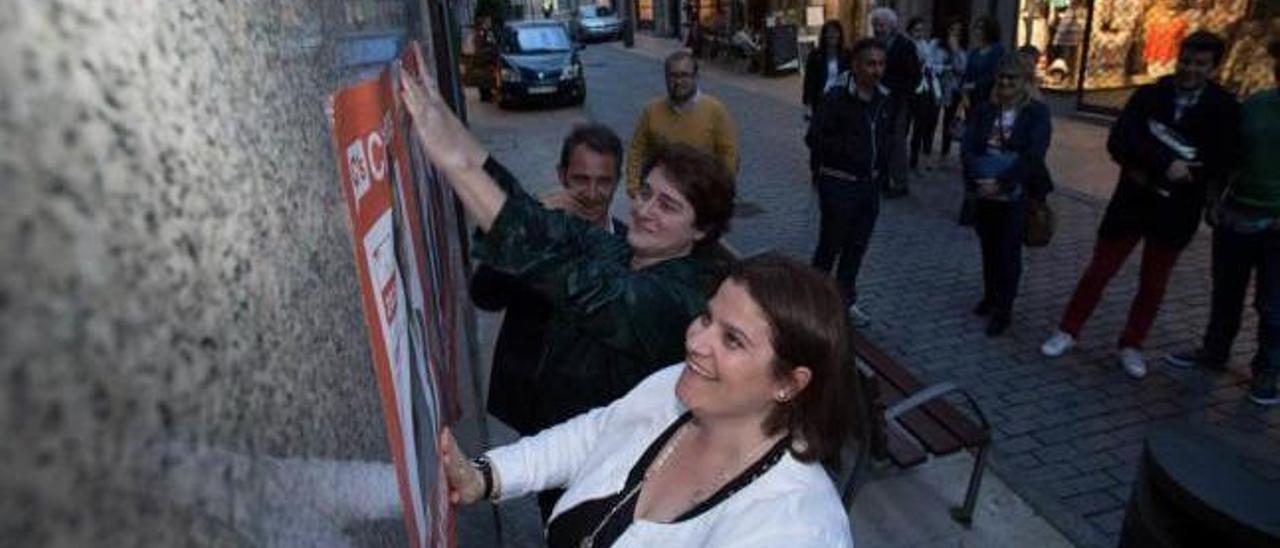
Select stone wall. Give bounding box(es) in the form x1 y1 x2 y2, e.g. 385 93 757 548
0 1 424 545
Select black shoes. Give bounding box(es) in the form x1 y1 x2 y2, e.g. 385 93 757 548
973 300 991 317
985 314 1011 337
1163 349 1228 372
1249 370 1279 406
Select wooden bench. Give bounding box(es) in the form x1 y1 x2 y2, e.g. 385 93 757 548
840 329 992 526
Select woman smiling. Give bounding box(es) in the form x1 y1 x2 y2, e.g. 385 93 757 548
440 255 856 547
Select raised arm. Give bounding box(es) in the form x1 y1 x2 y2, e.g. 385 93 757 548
400 69 507 231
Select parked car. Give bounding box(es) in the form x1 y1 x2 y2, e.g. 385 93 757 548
571 5 622 42
485 21 586 108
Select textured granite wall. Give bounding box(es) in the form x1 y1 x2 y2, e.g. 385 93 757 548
0 1 423 545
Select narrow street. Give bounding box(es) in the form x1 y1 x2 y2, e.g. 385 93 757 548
463 35 1279 548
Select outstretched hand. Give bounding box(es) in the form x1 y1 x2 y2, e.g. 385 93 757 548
439 427 486 505
399 68 488 173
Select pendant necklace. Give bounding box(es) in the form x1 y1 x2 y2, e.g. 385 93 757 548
579 423 689 548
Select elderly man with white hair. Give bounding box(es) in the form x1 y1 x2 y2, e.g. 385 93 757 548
869 7 921 198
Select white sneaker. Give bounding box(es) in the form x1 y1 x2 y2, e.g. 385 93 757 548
1119 347 1147 379
1040 330 1075 357
848 304 871 328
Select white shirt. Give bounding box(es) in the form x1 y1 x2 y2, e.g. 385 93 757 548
487 365 855 548
825 56 841 92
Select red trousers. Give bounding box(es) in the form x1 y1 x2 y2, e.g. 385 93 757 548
1059 235 1183 349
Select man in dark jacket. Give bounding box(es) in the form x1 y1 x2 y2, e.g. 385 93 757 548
808 38 892 328
471 124 627 438
870 7 921 198
1041 32 1241 380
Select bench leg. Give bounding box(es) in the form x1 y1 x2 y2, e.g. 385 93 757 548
950 440 989 527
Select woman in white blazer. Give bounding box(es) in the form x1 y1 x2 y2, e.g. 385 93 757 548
436 255 858 548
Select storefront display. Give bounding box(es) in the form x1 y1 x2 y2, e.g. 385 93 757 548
1016 0 1274 110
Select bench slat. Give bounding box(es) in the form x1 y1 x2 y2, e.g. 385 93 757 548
885 423 927 467
851 330 988 447
875 376 965 456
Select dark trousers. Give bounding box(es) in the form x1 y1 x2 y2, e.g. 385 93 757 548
885 101 912 191
909 94 940 168
940 101 961 157
812 176 880 306
974 199 1026 316
1203 227 1280 373
1058 235 1182 349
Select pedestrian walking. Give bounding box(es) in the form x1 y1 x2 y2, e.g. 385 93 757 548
807 38 893 328
1166 37 1280 405
803 20 851 179
938 19 968 165
907 17 944 175
962 53 1053 337
1040 32 1241 379
628 50 739 195
869 7 921 198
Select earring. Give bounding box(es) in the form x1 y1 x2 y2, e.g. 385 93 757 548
776 391 790 402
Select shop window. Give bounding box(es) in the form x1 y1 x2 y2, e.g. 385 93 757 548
1019 0 1271 111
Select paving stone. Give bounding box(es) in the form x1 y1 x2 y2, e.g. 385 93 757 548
1064 491 1123 516
1052 472 1118 499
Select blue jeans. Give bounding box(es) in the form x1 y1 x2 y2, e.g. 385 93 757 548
812 176 880 306
973 199 1027 316
1203 227 1280 374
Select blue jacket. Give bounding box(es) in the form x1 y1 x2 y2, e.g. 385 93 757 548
962 98 1054 199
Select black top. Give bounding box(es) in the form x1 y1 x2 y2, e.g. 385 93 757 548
807 76 893 180
1098 77 1241 249
546 413 790 548
472 218 627 435
881 33 922 105
803 48 851 110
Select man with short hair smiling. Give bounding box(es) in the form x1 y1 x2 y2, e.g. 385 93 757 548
1041 32 1241 380
627 50 738 194
469 123 628 521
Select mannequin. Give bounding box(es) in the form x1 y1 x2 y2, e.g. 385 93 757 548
1143 0 1189 77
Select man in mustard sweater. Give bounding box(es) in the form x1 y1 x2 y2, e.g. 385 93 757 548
628 50 739 194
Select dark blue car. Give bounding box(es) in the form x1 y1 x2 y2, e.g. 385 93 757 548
488 21 585 109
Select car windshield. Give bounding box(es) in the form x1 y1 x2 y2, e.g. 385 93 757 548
509 26 572 53
579 6 612 18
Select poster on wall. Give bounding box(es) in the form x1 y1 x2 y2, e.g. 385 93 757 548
330 65 451 548
397 42 465 425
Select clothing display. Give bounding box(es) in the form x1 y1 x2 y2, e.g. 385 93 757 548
1018 0 1263 102
1143 7 1189 75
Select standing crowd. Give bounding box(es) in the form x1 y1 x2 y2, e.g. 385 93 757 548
390 5 1280 547
805 7 1279 405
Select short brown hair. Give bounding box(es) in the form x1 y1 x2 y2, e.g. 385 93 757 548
640 143 735 245
727 254 857 463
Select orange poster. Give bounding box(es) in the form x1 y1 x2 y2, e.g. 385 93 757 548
330 72 439 548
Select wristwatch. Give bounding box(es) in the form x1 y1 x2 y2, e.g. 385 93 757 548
471 456 495 501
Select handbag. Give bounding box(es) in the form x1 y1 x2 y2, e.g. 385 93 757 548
1024 198 1056 247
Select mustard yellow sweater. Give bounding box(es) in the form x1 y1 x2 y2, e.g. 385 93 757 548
627 94 739 192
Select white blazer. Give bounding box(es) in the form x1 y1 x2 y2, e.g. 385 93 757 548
487 364 855 547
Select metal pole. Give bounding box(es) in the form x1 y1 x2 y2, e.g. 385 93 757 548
623 0 636 46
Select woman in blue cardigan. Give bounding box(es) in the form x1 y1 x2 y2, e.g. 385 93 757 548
963 53 1053 336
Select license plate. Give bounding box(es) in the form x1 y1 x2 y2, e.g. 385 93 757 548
528 85 557 95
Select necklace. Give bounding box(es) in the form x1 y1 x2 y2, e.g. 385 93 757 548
580 423 689 548
685 433 784 504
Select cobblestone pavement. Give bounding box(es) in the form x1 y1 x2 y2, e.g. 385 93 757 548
464 35 1280 547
